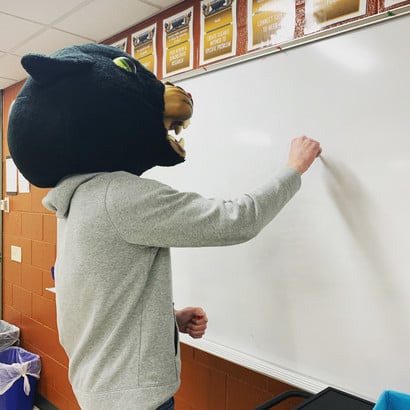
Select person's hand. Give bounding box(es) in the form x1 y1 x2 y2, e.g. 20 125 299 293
175 307 208 339
286 136 322 174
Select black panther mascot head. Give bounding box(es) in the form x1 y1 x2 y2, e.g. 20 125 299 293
7 43 193 188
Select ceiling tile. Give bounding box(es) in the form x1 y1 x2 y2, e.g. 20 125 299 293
150 0 183 8
55 0 159 42
0 54 27 80
14 28 92 56
0 0 87 24
0 13 43 52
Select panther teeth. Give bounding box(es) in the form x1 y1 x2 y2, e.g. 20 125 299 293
167 134 184 148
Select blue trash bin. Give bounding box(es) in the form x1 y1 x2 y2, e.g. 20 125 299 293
0 347 41 410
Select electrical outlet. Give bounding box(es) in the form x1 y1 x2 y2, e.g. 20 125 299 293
11 245 22 263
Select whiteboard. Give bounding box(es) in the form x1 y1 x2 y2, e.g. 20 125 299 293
145 13 410 401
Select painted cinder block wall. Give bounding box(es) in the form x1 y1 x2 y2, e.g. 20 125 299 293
3 0 407 408
2 82 79 408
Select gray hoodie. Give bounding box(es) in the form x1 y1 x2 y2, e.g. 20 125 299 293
42 168 301 410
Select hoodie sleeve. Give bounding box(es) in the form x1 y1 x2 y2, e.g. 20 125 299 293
104 168 301 248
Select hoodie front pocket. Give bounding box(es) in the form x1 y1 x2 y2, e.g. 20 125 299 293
139 307 178 386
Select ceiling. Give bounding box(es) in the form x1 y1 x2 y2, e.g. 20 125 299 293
0 0 183 90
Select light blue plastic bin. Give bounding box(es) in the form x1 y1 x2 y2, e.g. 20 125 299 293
374 390 410 410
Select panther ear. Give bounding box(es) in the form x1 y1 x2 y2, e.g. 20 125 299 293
21 52 95 85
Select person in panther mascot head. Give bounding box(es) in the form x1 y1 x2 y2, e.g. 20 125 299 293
8 43 321 410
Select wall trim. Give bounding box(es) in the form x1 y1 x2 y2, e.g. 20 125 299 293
181 337 328 394
35 393 58 410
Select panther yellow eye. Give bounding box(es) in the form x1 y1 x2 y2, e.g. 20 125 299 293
113 57 137 74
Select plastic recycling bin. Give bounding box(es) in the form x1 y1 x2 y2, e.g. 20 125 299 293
374 390 410 410
0 347 41 410
0 321 19 351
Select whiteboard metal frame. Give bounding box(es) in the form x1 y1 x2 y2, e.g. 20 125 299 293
180 334 329 394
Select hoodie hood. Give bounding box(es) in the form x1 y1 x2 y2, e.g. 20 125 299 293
42 173 101 218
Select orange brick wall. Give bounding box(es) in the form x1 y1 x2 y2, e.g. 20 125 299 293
3 0 409 408
176 344 306 409
2 84 80 408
